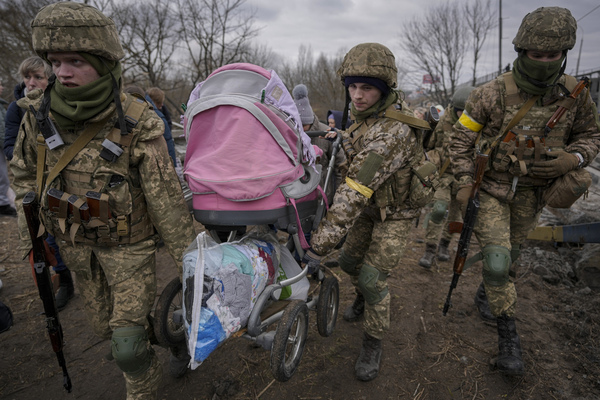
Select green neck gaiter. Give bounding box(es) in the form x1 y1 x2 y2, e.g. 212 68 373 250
512 53 565 96
352 90 399 122
50 58 121 130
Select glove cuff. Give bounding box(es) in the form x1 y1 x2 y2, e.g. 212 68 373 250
573 152 584 169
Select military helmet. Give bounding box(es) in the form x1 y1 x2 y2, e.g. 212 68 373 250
451 86 475 110
337 43 398 89
31 1 124 61
512 7 576 52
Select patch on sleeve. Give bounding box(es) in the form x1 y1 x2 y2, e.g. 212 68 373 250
356 151 384 185
458 111 484 132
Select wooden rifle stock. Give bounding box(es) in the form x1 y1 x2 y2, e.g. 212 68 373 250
544 77 590 137
22 191 72 392
442 153 488 316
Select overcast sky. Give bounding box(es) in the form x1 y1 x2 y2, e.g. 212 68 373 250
243 0 600 89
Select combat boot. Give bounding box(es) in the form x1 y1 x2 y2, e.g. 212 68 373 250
418 243 437 269
437 238 450 261
496 314 524 376
169 343 190 378
355 332 382 381
474 282 495 323
343 293 365 322
55 269 75 310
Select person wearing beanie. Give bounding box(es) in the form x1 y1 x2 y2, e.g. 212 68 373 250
292 84 348 199
11 2 196 397
301 43 434 381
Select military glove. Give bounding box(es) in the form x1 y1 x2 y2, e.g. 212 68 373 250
456 185 472 211
530 151 579 179
301 249 322 275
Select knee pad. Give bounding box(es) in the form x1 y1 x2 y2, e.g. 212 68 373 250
357 264 388 305
338 249 362 276
510 243 521 265
429 200 448 224
481 245 511 287
111 326 152 376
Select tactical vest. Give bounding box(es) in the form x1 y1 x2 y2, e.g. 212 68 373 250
345 104 437 213
38 93 156 246
483 72 578 187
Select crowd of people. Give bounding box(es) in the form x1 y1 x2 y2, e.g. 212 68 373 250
0 2 598 399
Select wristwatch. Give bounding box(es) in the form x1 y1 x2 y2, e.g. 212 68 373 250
573 152 585 169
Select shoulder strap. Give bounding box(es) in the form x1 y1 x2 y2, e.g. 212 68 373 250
38 119 107 197
384 106 431 130
503 73 523 107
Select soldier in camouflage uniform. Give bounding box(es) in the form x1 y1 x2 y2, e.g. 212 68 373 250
449 7 600 376
419 86 475 269
302 43 432 381
10 3 196 398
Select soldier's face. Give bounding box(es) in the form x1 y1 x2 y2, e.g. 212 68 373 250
47 52 101 88
23 68 49 92
525 50 563 62
348 82 382 112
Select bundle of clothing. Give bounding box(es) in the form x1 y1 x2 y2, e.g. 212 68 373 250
182 229 309 367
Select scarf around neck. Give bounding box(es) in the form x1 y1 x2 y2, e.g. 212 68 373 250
512 53 565 96
50 60 121 130
352 90 399 122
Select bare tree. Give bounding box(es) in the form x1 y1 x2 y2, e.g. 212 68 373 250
400 2 467 106
464 0 497 86
0 0 51 92
109 0 179 87
175 0 259 85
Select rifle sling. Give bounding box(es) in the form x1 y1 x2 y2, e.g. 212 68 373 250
479 94 540 155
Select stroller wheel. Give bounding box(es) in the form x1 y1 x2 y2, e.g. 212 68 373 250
270 300 309 382
316 276 339 337
154 277 186 347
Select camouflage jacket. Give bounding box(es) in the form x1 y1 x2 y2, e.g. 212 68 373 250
310 104 421 255
10 89 195 271
450 72 600 200
428 104 458 176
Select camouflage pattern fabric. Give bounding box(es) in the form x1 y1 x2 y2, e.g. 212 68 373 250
11 90 194 400
310 107 422 256
512 7 577 52
424 106 461 245
450 73 600 196
424 174 461 244
343 215 413 339
31 1 124 61
336 43 398 88
124 356 162 400
474 190 541 317
449 68 599 319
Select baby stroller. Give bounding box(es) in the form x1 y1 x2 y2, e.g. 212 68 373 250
154 63 341 382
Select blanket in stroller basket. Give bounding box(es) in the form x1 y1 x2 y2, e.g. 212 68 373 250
182 230 309 368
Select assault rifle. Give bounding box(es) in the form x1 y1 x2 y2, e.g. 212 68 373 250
442 152 488 316
22 191 72 392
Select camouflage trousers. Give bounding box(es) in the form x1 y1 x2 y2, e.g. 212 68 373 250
59 238 161 400
474 189 541 317
342 211 413 339
424 174 461 244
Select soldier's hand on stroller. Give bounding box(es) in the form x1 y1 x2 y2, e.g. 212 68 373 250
301 249 322 275
324 129 338 139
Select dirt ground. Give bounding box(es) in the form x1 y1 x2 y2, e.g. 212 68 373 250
1 213 600 400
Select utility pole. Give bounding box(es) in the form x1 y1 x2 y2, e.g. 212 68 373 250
498 0 502 76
